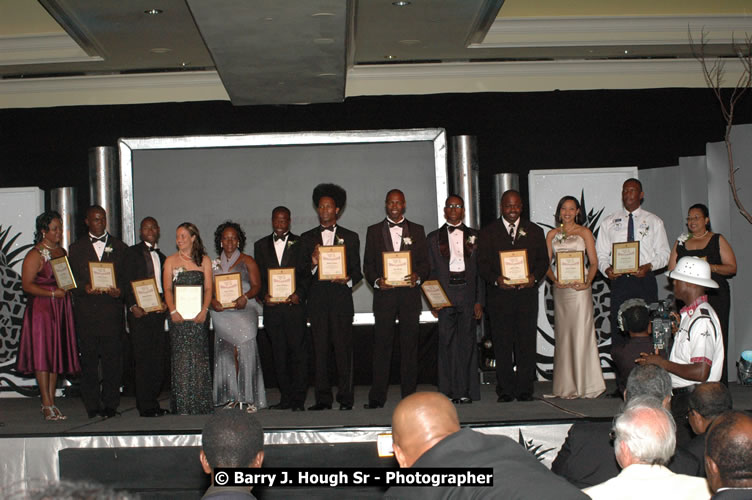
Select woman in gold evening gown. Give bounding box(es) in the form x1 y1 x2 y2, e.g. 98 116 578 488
545 196 605 399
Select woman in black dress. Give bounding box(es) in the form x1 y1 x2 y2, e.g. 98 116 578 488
669 203 737 384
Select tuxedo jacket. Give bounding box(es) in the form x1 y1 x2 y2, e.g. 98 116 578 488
363 219 430 311
253 232 307 303
299 225 362 316
68 233 130 337
125 241 166 309
426 224 484 308
477 217 548 301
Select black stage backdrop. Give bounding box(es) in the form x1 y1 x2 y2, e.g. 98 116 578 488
3 88 751 232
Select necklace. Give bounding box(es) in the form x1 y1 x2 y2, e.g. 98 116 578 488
41 241 59 251
179 251 192 261
694 230 709 238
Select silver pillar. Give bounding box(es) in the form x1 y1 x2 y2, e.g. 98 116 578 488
449 135 480 229
491 173 520 219
50 187 77 252
88 146 121 238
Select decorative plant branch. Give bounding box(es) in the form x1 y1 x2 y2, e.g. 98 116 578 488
689 29 752 224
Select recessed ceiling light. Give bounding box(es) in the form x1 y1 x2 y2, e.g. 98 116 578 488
317 73 337 77
392 1 410 6
313 38 335 45
150 47 171 54
312 12 335 16
144 8 163 15
264 17 273 21
399 39 420 45
624 50 629 54
385 55 397 60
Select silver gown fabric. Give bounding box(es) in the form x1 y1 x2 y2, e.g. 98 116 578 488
210 252 267 408
551 235 606 399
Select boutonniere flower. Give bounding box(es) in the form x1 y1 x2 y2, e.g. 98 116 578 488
173 266 185 281
402 236 413 246
553 224 568 243
212 258 221 271
466 235 477 245
287 239 296 248
39 247 51 262
677 233 691 246
335 236 345 246
639 226 650 238
517 228 527 238
103 246 113 254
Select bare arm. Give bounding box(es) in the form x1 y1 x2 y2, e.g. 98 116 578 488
668 240 679 271
582 229 598 286
195 256 213 323
22 248 64 298
713 235 737 276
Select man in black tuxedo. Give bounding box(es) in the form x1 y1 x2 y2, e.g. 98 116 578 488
363 189 430 409
69 205 130 418
253 206 308 412
125 216 169 417
426 195 483 404
300 184 362 411
478 190 548 402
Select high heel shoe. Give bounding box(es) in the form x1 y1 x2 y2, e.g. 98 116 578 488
41 405 58 421
238 402 257 414
51 405 67 420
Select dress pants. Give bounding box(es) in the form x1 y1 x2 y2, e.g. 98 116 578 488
488 292 537 397
309 307 353 406
128 312 168 413
264 304 308 406
369 288 420 405
79 334 122 412
437 303 479 400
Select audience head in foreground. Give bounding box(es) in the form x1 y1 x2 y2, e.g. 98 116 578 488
625 364 673 407
705 410 752 495
688 382 733 437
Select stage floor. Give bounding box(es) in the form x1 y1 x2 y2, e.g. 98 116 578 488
2 381 750 437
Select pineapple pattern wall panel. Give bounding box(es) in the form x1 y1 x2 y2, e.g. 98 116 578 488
528 168 638 380
0 187 44 394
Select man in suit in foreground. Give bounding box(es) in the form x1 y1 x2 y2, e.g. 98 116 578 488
254 206 308 412
686 382 733 476
705 410 752 499
125 216 169 417
300 184 362 411
69 205 130 418
363 189 430 409
478 189 548 402
426 194 483 404
384 392 588 499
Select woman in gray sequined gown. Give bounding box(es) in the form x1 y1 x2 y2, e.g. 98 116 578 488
210 222 266 411
163 222 214 415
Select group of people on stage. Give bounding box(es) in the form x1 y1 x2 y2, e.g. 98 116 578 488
16 177 737 420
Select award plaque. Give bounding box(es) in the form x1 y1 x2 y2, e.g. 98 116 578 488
131 278 162 312
556 251 585 284
89 261 116 290
318 245 347 280
215 272 242 308
175 285 202 319
612 241 640 275
499 249 529 285
269 268 295 303
421 280 452 309
50 256 76 290
383 250 412 286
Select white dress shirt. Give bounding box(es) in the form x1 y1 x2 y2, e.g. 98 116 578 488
145 242 163 293
447 223 466 272
583 464 711 500
89 232 107 261
595 207 670 275
503 217 520 240
387 217 404 251
273 233 288 266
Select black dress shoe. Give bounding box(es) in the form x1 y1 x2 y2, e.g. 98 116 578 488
291 404 305 412
102 408 119 419
497 394 514 403
269 402 292 410
517 393 534 402
87 409 101 418
458 397 472 404
156 408 169 416
307 403 332 411
363 400 384 409
140 409 158 417
339 404 353 411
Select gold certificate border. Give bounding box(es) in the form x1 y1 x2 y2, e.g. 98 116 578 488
383 250 412 287
421 279 452 309
318 245 347 280
214 272 242 307
88 261 116 289
556 250 585 284
50 256 77 290
499 249 529 285
612 241 640 275
130 278 162 312
268 267 296 303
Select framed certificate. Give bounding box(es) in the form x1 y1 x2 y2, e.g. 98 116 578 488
131 278 162 312
421 280 452 309
89 261 116 290
215 272 242 308
318 245 347 280
612 241 640 275
269 268 295 303
50 256 76 290
499 249 529 285
383 250 412 286
556 251 585 284
175 285 202 319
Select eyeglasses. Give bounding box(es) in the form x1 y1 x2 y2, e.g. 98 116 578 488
686 216 704 222
445 204 464 209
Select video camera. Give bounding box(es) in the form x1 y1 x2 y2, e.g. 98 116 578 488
648 299 676 352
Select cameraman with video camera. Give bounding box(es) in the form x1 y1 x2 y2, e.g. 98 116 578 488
636 256 724 445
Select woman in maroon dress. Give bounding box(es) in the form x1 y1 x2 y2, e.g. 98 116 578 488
17 211 80 420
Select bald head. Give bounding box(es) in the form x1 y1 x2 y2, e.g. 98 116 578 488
705 410 752 492
391 392 460 468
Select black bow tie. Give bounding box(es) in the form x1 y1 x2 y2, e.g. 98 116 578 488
273 233 288 242
147 246 158 252
388 220 405 228
320 226 335 232
448 225 463 233
90 235 106 243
